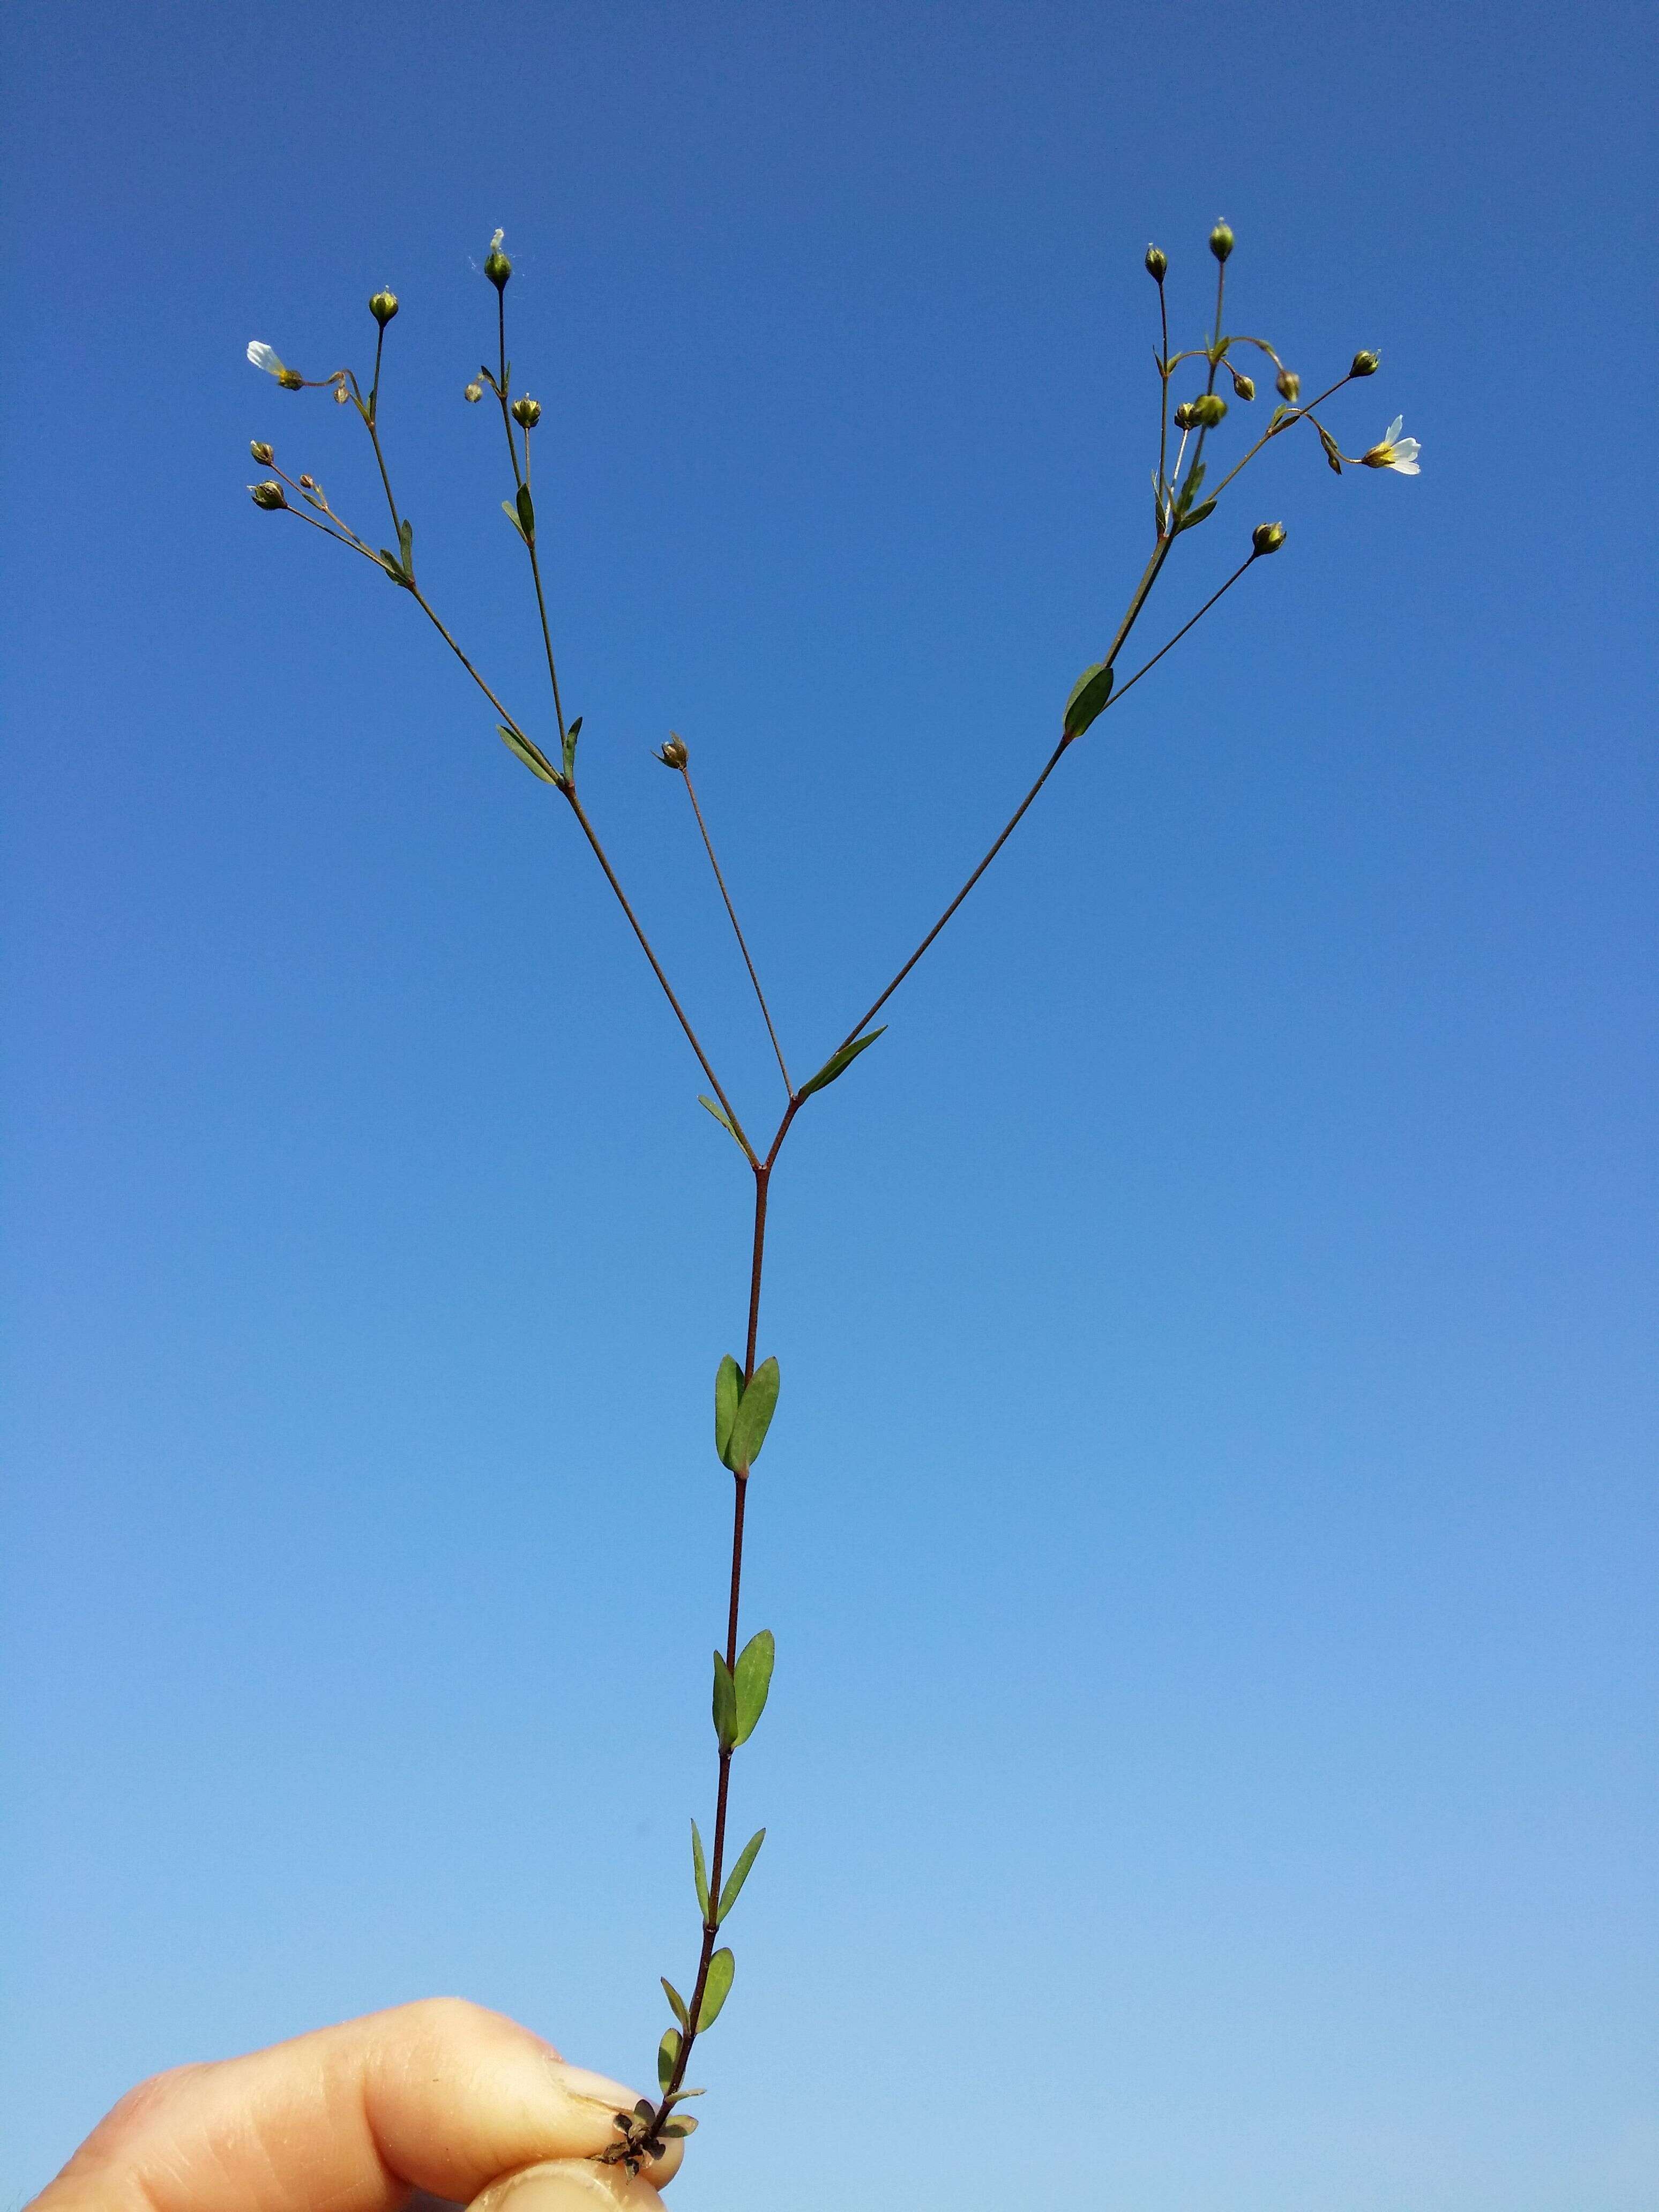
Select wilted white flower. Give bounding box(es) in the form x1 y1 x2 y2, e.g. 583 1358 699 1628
247 340 304 390
1361 415 1421 474
489 228 504 254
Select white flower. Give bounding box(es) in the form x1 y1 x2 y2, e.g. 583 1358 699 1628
489 228 504 253
247 341 286 376
1361 415 1421 474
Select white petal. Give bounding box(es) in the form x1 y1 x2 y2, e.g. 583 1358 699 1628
1384 415 1403 444
246 341 284 375
1392 437 1420 463
489 228 504 250
1389 457 1420 474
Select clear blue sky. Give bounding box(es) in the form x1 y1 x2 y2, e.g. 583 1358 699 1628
3 4 1654 2208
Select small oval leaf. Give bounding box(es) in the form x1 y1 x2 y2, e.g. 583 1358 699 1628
714 1355 742 1463
731 1633 774 1748
662 2116 698 2138
796 1028 885 1103
660 1977 689 2030
516 482 536 540
497 724 563 784
696 1947 735 2030
718 1826 766 1921
727 1356 780 1471
1063 662 1114 738
501 499 528 543
691 1819 711 1921
657 2028 681 2091
711 1652 737 1748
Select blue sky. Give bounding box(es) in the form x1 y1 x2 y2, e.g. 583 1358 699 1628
2 3 1655 2208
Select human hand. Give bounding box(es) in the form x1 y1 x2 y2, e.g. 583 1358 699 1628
28 1998 681 2212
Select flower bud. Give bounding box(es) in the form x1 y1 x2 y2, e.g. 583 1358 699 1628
298 474 316 490
1275 367 1301 403
1145 243 1167 282
1193 392 1228 427
1230 369 1256 401
1350 349 1380 377
369 289 399 326
484 228 512 290
1208 220 1234 263
249 480 287 510
334 382 349 403
655 735 690 770
1252 520 1287 556
250 440 274 465
511 395 543 429
1172 400 1199 430
464 381 484 404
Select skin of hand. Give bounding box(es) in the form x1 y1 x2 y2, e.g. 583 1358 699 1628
27 1999 681 2212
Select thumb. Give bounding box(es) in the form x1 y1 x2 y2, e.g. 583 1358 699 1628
32 1998 681 2212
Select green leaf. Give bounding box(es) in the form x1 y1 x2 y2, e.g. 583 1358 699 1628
731 1633 774 1747
696 1947 735 2030
727 1356 780 1470
662 2116 699 2138
698 1095 746 1152
378 548 410 586
657 2029 681 2091
711 1651 737 1748
796 1028 886 1103
718 1826 766 1920
502 499 528 543
497 724 562 785
691 1819 711 1922
714 1355 742 1464
397 518 414 576
1317 424 1343 474
659 2088 705 2109
516 482 535 541
660 1977 689 2030
1172 459 1207 522
1176 497 1217 533
1063 662 1114 738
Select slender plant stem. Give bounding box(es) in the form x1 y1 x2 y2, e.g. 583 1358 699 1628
679 765 794 1095
562 788 757 1160
1108 550 1260 708
1156 277 1171 524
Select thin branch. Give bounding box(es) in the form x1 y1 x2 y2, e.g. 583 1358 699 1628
678 764 793 1095
562 788 758 1163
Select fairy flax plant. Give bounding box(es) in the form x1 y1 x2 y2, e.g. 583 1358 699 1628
244 220 1418 2179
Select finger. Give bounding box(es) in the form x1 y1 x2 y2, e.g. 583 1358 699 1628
33 1998 683 2212
467 2157 670 2210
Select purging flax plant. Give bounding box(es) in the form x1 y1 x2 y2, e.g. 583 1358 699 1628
244 220 1417 2186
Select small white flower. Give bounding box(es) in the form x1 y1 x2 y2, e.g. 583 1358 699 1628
247 341 286 376
1362 415 1421 474
489 228 504 253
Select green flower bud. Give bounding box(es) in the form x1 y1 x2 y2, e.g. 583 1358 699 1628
464 381 483 404
511 395 542 428
483 228 512 290
1275 367 1301 403
1208 220 1234 263
1145 243 1168 282
249 440 274 465
1193 392 1228 427
1350 349 1380 377
369 289 399 326
655 735 690 769
249 480 287 510
1172 400 1200 430
334 381 349 403
1252 520 1287 556
1230 369 1256 401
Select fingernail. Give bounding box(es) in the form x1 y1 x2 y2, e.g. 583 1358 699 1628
472 2158 659 2212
